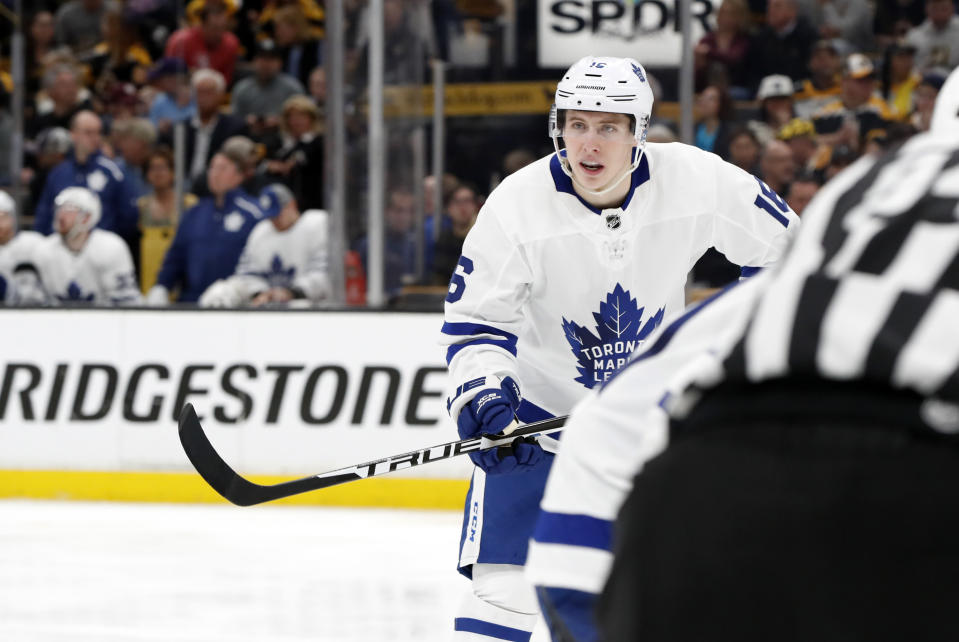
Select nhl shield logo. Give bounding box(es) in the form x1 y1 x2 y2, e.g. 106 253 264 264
605 213 621 230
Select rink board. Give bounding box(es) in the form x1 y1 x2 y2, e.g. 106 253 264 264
0 308 472 508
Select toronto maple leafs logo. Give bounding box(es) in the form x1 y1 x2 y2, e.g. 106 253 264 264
56 281 95 303
257 254 296 288
562 284 664 388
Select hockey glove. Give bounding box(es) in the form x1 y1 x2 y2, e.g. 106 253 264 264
456 377 544 474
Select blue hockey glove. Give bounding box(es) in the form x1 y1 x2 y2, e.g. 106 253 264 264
456 377 544 474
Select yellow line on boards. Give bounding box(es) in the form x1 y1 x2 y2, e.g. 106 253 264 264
0 470 469 510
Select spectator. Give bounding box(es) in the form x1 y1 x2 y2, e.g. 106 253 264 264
693 84 735 158
34 110 138 249
904 0 959 71
502 148 536 177
162 69 244 185
808 0 874 53
785 171 820 214
823 142 859 180
55 0 111 55
726 125 762 173
778 117 826 172
21 127 72 219
912 71 947 131
147 143 268 304
432 183 479 286
191 135 269 199
230 39 306 137
164 0 241 84
308 65 326 106
750 74 798 144
693 0 752 96
111 118 157 200
873 0 926 48
759 139 797 195
749 0 819 88
882 40 922 118
265 94 325 211
27 63 93 138
272 5 325 89
138 146 198 292
353 186 418 301
84 8 153 89
353 0 433 86
795 39 843 119
25 11 57 95
33 186 142 305
813 54 894 147
0 191 46 305
146 57 196 135
199 183 330 307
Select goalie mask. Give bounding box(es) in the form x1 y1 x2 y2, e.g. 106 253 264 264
54 186 101 244
549 56 654 196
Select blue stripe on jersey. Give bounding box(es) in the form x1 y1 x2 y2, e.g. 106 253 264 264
447 338 518 362
549 151 650 215
442 322 519 363
600 279 746 392
532 510 613 551
454 617 532 641
740 265 761 278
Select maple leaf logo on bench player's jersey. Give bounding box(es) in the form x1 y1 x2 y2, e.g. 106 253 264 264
562 283 664 389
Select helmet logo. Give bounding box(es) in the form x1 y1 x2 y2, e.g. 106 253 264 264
631 63 646 83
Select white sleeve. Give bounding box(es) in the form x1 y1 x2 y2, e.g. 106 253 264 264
291 210 331 302
706 153 801 272
231 225 270 301
101 236 142 306
525 273 768 595
439 194 532 418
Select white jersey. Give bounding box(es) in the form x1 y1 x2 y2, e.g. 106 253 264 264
201 210 330 306
441 144 800 420
33 229 142 305
0 230 45 304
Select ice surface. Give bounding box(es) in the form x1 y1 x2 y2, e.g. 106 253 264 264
0 500 549 641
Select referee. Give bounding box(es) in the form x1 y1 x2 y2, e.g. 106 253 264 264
525 68 959 641
600 70 959 641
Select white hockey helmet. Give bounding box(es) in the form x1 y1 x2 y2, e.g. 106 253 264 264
54 186 101 237
0 190 15 217
551 56 654 145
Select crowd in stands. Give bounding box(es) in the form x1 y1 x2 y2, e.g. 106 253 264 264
0 0 956 306
684 0 957 286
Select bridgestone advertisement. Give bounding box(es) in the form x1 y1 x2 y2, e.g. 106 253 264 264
0 309 470 479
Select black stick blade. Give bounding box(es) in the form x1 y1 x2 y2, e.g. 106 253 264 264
178 403 364 506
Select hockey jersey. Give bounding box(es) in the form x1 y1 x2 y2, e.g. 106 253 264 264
441 143 800 421
214 210 331 304
33 229 142 305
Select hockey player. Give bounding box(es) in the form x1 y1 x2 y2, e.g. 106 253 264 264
31 186 142 305
0 192 46 304
198 183 330 307
526 66 959 640
441 55 800 641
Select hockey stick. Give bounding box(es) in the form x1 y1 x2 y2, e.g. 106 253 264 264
178 403 567 506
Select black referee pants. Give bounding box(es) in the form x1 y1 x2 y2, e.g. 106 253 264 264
598 380 959 642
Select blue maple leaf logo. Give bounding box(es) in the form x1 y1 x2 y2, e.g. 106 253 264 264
562 283 664 388
57 281 95 303
257 254 297 288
